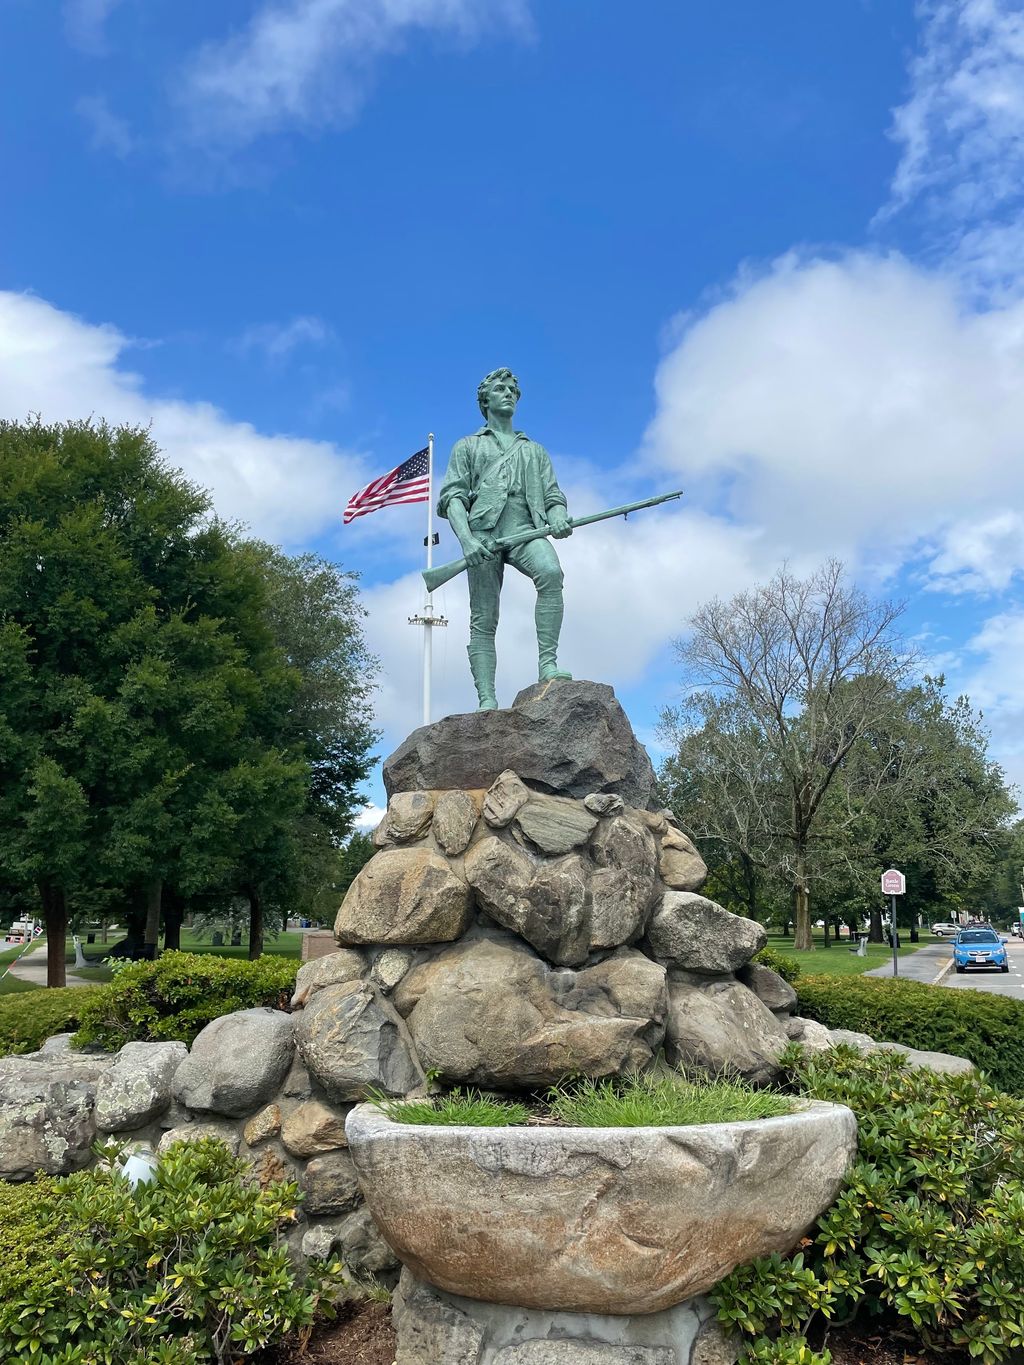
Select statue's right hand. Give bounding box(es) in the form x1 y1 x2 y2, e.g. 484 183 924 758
461 535 495 567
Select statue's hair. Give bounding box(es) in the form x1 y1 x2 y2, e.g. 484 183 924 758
477 367 521 417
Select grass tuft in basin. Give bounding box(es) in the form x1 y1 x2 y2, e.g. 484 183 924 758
370 1087 531 1127
546 1073 795 1128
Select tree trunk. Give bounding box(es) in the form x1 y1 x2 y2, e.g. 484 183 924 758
793 849 813 950
163 896 183 952
247 886 264 961
822 913 831 949
868 904 884 943
38 882 67 988
143 879 162 960
742 853 757 922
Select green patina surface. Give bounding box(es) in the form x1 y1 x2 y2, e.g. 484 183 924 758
438 367 573 708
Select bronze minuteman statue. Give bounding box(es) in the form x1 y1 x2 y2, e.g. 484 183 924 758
438 368 573 710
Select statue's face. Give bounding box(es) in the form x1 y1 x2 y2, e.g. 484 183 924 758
484 376 518 420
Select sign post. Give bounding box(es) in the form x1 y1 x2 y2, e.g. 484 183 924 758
881 869 907 977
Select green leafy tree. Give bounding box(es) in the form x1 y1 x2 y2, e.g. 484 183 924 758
0 419 376 979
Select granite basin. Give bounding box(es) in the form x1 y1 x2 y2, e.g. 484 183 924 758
345 1100 857 1315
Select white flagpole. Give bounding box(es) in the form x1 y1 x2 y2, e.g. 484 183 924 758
408 435 446 725
422 433 434 726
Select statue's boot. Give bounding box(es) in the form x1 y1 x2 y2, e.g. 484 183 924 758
468 641 498 710
536 592 571 683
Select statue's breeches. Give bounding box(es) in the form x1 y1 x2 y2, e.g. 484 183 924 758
467 536 564 641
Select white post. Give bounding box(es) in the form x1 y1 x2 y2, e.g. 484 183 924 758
408 434 447 724
422 433 435 726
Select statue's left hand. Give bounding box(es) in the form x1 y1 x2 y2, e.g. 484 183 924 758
548 508 572 539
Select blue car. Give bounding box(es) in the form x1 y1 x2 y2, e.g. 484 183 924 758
953 927 1009 973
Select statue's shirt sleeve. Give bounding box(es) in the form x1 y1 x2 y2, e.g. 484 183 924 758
437 438 474 521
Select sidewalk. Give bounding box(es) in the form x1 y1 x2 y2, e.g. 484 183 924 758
2 940 98 989
863 941 952 984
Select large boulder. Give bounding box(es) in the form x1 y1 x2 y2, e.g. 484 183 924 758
665 978 788 1084
294 980 425 1101
657 828 709 893
172 1009 294 1118
0 1055 109 1178
381 790 435 842
383 680 657 808
432 789 480 855
513 793 598 855
291 949 366 1008
281 1099 351 1157
94 1041 188 1132
336 847 472 946
300 1149 363 1215
465 836 589 966
647 893 766 973
347 1098 857 1313
393 935 667 1087
738 962 797 1015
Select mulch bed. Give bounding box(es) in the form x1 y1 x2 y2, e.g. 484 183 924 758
825 1322 968 1365
249 1301 396 1365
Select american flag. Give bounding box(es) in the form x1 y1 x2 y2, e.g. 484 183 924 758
343 447 431 524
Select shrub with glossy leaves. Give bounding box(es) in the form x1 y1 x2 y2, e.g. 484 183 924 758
713 1046 1024 1364
0 1137 344 1365
72 950 298 1049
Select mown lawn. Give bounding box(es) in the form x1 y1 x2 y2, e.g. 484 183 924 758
764 931 939 977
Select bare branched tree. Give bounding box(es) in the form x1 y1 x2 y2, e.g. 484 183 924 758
672 560 914 950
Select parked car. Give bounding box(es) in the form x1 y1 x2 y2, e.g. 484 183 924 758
952 927 1009 973
930 923 960 937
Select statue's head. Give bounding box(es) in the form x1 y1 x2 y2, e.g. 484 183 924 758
477 367 521 418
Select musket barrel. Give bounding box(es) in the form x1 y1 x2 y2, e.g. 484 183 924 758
422 489 683 592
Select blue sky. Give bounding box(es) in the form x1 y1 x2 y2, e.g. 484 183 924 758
3 0 1024 821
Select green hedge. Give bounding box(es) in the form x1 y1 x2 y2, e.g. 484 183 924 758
796 973 1024 1096
0 987 94 1057
752 946 801 984
73 951 299 1050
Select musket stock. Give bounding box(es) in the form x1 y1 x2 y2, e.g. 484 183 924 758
422 490 683 593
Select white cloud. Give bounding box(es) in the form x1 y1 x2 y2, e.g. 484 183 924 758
885 0 1024 301
64 0 126 53
234 315 333 362
645 250 1024 584
76 94 135 159
953 608 1024 794
925 511 1024 593
0 291 368 545
353 803 385 830
175 0 531 150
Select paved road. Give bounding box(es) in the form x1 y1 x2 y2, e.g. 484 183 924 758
942 936 1024 998
866 935 1024 997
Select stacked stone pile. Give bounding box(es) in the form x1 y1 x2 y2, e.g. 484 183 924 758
0 679 969 1302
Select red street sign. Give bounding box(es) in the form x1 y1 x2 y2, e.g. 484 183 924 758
881 869 906 896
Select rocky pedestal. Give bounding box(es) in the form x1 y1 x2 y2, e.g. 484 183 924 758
9 680 978 1365
392 1269 737 1365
